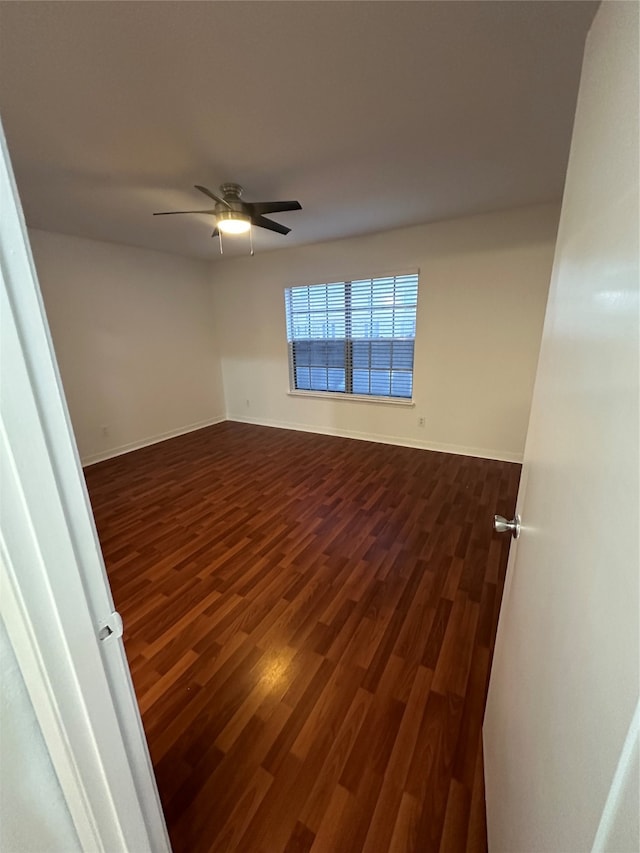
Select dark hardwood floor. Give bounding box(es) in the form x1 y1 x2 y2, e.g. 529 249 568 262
84 422 519 853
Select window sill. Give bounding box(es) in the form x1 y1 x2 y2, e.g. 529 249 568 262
287 390 415 407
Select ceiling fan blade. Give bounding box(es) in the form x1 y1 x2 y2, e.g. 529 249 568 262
153 209 217 215
194 185 230 207
245 200 302 216
250 214 291 235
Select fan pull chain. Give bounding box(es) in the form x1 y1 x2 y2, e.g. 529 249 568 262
249 224 254 257
218 230 224 255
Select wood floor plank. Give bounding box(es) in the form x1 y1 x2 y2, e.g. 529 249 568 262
298 686 373 834
467 738 489 852
388 791 421 853
210 765 273 853
360 664 433 853
84 421 519 852
440 779 472 853
431 591 479 698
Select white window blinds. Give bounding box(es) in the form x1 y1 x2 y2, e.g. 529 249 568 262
285 273 418 399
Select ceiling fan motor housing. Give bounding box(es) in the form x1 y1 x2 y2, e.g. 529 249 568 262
217 183 246 214
219 182 243 200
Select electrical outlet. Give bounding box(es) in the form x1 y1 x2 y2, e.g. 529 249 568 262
101 425 109 437
418 417 425 427
246 399 250 408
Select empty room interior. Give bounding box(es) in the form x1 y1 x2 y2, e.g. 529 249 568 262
2 2 639 853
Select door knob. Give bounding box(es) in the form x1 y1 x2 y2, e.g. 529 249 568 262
494 514 521 539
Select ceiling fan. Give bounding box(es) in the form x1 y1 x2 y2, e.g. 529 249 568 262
153 183 302 239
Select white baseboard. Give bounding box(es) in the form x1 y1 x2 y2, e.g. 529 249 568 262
81 414 523 467
227 415 523 464
81 416 226 467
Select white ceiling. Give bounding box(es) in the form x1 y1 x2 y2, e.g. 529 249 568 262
0 1 597 260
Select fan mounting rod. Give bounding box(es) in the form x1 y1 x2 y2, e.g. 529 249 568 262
219 182 243 200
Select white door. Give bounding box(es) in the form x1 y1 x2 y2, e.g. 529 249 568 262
0 115 171 850
483 3 639 851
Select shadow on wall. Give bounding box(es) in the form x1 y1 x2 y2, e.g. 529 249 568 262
0 619 81 851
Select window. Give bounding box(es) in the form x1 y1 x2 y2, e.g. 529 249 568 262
285 273 418 400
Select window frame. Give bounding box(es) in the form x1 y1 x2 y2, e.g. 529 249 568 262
284 271 419 404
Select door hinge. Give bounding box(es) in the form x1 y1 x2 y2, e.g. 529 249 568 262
98 611 124 644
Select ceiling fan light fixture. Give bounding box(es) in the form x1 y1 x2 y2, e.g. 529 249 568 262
154 183 301 248
217 211 251 234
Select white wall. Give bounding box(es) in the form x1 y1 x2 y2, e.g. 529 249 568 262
29 230 225 464
0 618 80 853
211 204 559 461
30 205 557 466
